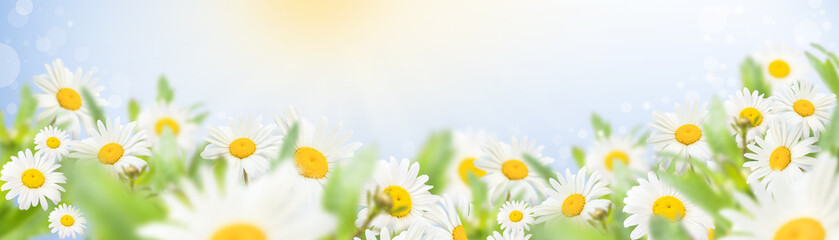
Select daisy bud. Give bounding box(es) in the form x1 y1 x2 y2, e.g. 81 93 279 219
735 117 752 129
591 209 608 221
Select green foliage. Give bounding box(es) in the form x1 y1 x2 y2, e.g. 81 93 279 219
274 123 299 168
740 57 771 95
532 219 610 240
523 154 556 183
415 130 454 194
134 128 186 191
591 113 612 139
649 217 691 240
806 44 839 95
703 98 744 165
572 146 586 168
157 75 175 103
322 146 377 240
82 88 106 125
128 98 141 122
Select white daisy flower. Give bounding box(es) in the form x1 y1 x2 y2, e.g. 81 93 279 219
648 102 711 173
475 136 555 203
496 200 534 233
0 149 66 210
357 158 438 232
70 118 151 177
276 114 361 193
34 125 73 161
584 135 648 181
445 130 490 201
33 59 107 138
137 101 198 152
724 88 774 145
139 168 335 239
753 45 807 90
744 122 819 194
623 173 714 240
200 115 281 182
533 167 611 224
426 194 470 240
773 80 836 137
48 204 87 239
721 155 839 240
486 230 532 240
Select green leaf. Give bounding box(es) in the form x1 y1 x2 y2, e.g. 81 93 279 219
415 130 454 194
322 146 377 240
818 104 839 154
534 219 610 240
188 111 210 124
805 51 839 95
466 172 488 208
128 98 141 122
572 146 586 169
274 123 299 168
813 43 839 68
591 113 612 139
523 154 556 183
703 98 743 165
649 216 692 240
82 88 106 125
740 57 770 96
157 75 175 103
13 85 36 133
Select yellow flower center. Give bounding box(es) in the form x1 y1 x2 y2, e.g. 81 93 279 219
652 196 686 222
501 160 528 180
293 147 328 179
229 138 256 159
604 150 630 171
769 146 792 171
508 210 524 222
708 228 715 240
60 215 75 227
561 193 586 217
211 223 267 240
452 225 468 240
739 107 764 127
98 143 125 165
793 99 815 117
21 169 45 188
774 218 825 240
675 124 702 145
46 137 61 149
56 88 82 111
154 117 180 136
457 157 487 184
768 59 791 79
384 185 412 218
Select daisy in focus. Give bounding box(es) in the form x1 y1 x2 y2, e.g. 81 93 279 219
533 167 611 224
724 88 773 145
584 135 648 181
200 115 281 181
425 195 470 240
357 158 438 232
139 168 335 239
33 59 108 138
70 118 151 177
743 122 819 193
48 204 87 239
475 136 555 203
648 101 711 173
496 200 534 233
34 125 73 161
753 45 807 90
0 149 66 210
137 101 198 152
773 80 836 137
623 173 714 240
486 230 532 240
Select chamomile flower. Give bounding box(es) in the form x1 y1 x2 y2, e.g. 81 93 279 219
754 45 807 89
139 168 335 239
200 115 281 181
648 102 711 173
497 200 534 233
357 158 438 232
33 59 107 138
584 135 648 181
0 149 66 210
426 195 470 240
475 136 555 203
623 173 714 240
533 167 611 224
721 155 839 240
137 101 198 152
486 230 532 240
277 115 361 193
34 126 73 161
725 88 773 145
445 130 490 199
744 122 819 194
70 118 151 177
773 80 836 137
48 204 87 239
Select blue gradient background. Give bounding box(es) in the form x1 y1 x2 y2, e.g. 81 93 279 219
1 0 837 194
